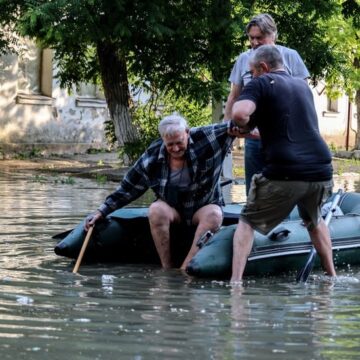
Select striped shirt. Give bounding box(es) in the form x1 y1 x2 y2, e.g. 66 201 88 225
98 123 234 225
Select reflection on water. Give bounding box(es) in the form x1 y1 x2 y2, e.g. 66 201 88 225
0 167 360 359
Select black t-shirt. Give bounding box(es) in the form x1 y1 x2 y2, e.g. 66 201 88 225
239 71 332 181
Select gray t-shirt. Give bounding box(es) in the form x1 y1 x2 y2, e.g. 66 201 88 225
228 44 310 88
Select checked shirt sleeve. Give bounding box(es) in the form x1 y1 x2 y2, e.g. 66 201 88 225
98 156 151 217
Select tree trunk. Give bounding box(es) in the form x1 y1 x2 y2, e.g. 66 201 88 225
354 57 360 149
355 88 360 149
97 41 138 146
212 98 223 124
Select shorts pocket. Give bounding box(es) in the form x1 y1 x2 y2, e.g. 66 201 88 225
248 174 294 205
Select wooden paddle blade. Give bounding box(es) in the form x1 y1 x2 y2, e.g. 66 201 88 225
296 248 316 283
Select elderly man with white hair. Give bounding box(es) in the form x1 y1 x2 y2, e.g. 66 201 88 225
85 113 239 270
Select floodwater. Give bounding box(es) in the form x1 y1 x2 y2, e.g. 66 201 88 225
1 167 360 360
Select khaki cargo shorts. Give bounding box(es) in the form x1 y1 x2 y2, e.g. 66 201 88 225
239 174 333 235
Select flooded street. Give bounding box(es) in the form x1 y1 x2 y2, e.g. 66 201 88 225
1 167 360 359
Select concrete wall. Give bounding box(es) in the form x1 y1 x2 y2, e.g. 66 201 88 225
0 39 110 156
312 84 357 150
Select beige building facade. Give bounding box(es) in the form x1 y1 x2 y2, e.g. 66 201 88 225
312 81 357 151
0 38 109 156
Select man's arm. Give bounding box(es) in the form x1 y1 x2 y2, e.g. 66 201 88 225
223 83 241 121
84 154 151 230
231 99 257 127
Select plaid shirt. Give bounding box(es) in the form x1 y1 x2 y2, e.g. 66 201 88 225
98 123 234 225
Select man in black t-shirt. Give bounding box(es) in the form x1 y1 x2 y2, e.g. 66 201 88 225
230 45 336 283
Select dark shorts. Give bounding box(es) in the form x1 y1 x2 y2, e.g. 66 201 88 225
240 174 333 234
153 197 224 226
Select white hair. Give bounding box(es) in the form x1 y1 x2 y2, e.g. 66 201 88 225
158 113 189 137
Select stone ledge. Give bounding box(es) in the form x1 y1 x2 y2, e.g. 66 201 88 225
0 142 107 158
75 96 107 108
334 150 360 160
16 93 54 106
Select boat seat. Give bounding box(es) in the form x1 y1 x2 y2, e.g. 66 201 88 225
338 192 360 215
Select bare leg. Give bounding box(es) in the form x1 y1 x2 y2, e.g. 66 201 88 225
180 204 223 270
231 220 255 283
148 200 181 269
307 218 336 276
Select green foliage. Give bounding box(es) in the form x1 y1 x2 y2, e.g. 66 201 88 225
104 120 117 148
30 174 76 185
233 165 245 178
0 1 357 95
85 147 107 154
3 0 238 105
117 141 145 166
1 0 360 148
55 176 76 185
328 141 339 152
117 90 212 164
94 174 107 184
322 2 360 100
13 147 42 159
0 0 240 146
244 0 341 81
342 0 360 28
30 174 48 183
333 157 360 175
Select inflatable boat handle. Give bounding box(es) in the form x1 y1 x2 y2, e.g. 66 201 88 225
268 227 291 241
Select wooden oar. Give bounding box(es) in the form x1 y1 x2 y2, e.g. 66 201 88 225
296 189 343 283
72 225 94 274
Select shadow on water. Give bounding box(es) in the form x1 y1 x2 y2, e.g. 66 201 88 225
0 168 360 359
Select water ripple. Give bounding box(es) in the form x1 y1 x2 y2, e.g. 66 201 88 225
0 171 360 359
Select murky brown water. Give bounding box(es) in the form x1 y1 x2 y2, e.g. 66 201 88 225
1 167 360 360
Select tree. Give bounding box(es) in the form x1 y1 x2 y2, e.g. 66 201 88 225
238 0 341 81
245 1 359 148
305 0 360 149
0 0 237 148
331 0 360 149
231 1 360 150
1 0 357 150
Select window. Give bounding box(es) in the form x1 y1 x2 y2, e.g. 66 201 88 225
16 39 53 105
327 97 338 113
75 83 107 108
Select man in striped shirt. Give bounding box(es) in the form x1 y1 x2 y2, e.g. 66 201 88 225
85 113 238 270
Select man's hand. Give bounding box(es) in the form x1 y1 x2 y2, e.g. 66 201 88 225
228 126 249 138
84 210 103 231
247 128 261 139
227 121 252 138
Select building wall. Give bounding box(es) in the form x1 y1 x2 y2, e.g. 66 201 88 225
0 39 109 156
312 83 357 151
